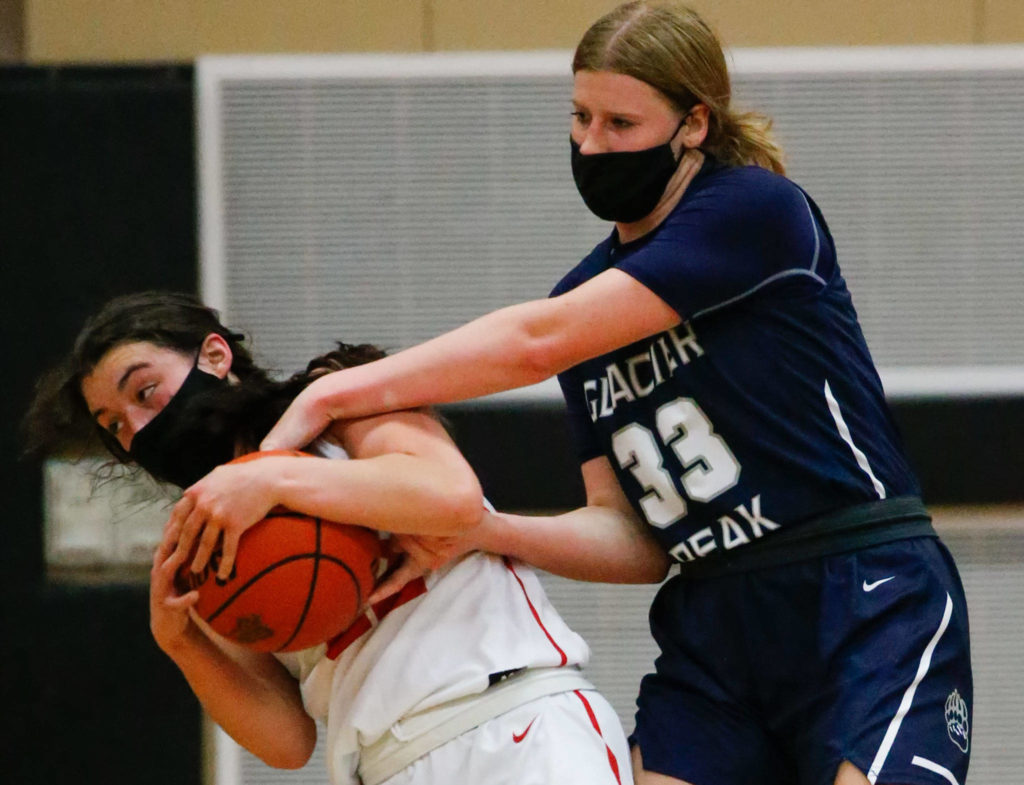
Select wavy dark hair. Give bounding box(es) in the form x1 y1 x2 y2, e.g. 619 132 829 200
23 291 386 464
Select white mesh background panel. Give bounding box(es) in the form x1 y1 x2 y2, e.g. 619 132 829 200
734 67 1024 378
202 56 605 378
199 51 1024 785
200 49 1024 395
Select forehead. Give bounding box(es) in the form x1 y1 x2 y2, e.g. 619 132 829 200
92 340 189 374
80 341 190 403
572 69 675 114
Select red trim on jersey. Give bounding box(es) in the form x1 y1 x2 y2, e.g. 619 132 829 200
503 556 568 666
326 577 428 659
573 690 623 785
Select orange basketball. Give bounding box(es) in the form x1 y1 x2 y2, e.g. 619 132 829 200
175 451 382 652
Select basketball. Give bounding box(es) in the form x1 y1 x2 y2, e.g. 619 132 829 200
174 451 382 652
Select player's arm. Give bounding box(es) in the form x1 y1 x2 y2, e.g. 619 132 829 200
150 531 316 769
472 455 670 583
262 269 681 450
246 411 484 537
373 455 670 599
503 456 672 583
172 410 483 579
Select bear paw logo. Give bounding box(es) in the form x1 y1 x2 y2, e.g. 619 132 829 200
944 688 969 753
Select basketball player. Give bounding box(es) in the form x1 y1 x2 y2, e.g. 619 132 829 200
26 291 637 785
253 4 974 785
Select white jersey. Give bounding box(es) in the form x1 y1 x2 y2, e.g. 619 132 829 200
274 440 592 785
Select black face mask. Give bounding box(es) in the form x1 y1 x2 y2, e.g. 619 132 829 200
128 359 236 488
570 113 690 223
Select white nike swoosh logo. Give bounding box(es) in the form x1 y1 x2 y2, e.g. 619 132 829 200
862 576 895 592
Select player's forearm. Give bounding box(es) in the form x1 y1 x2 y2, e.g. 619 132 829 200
269 454 483 535
480 507 670 584
301 299 563 420
162 625 316 769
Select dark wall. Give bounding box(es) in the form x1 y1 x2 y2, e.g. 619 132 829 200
1 66 201 784
2 63 1020 785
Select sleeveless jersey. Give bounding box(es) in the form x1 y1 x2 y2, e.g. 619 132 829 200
274 440 590 785
551 158 921 566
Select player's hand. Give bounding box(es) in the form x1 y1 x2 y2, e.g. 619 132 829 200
367 532 474 605
366 553 427 606
168 459 279 582
149 523 199 653
260 375 336 451
396 532 473 570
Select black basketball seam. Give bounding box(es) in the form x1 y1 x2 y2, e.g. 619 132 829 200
278 518 323 651
263 510 314 521
205 549 365 646
206 553 363 622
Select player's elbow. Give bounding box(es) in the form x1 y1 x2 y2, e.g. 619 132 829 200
518 337 568 383
630 535 672 583
600 548 670 584
260 722 317 770
265 749 313 771
641 552 672 583
440 472 485 534
504 301 577 383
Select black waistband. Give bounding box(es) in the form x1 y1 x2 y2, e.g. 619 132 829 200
674 496 935 580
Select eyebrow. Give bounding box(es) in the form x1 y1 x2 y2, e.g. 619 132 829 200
89 362 151 420
117 362 150 391
571 100 644 121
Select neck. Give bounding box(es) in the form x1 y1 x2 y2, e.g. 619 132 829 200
616 149 705 244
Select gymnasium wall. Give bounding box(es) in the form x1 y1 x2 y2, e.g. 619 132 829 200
0 66 200 784
2 4 1022 785
7 0 1024 62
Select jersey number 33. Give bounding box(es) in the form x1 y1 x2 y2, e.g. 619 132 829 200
612 397 740 528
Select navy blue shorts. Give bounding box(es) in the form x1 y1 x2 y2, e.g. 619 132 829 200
631 536 972 785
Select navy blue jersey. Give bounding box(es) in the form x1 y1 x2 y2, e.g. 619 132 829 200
551 159 921 566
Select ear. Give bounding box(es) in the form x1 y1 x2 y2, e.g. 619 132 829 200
680 103 710 150
197 333 234 379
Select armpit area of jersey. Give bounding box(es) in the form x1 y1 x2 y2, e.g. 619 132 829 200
673 496 935 580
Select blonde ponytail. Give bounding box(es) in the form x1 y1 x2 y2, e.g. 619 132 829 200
709 109 786 174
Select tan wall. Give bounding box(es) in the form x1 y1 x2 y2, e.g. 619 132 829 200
980 0 1024 43
0 0 25 61
18 0 1024 63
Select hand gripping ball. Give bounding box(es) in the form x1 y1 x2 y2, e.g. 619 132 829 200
175 451 382 652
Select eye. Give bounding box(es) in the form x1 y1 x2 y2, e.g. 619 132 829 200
611 117 635 130
570 110 589 124
106 420 121 437
137 383 157 403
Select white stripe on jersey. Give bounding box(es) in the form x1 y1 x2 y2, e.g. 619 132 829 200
824 380 886 499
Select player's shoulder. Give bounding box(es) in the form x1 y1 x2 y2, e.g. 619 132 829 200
670 161 814 238
690 162 806 212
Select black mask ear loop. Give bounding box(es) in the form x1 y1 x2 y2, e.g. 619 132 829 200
670 107 696 163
